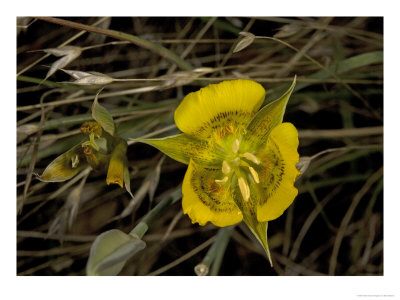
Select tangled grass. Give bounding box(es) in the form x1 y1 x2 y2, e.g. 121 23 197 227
17 17 383 276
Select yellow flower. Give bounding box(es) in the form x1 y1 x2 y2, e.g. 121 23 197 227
38 121 132 196
138 77 300 265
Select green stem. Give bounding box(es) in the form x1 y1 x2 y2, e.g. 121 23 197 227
129 186 182 239
208 226 234 276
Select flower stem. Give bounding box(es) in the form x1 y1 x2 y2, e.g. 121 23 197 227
210 226 234 275
195 226 234 276
129 185 182 239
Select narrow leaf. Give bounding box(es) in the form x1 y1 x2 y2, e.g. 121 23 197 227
148 156 165 204
66 168 90 229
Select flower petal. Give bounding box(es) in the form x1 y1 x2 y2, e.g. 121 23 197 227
256 122 300 222
137 134 225 167
182 160 243 227
106 139 128 188
174 80 265 140
39 144 88 182
242 76 296 152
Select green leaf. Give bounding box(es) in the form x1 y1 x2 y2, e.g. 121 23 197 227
136 133 225 167
242 76 296 151
86 229 146 276
91 90 115 136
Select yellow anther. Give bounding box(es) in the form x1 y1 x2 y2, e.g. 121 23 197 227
215 176 228 185
80 121 102 137
222 160 231 174
83 145 99 167
232 139 240 154
242 152 261 165
71 155 79 168
238 177 250 202
249 167 260 184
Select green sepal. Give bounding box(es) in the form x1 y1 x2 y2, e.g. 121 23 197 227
38 144 88 182
124 162 134 199
242 76 296 152
136 133 225 167
230 170 272 266
86 229 146 276
91 90 115 136
245 220 272 267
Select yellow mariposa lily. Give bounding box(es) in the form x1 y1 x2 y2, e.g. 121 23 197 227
138 77 300 265
38 98 133 199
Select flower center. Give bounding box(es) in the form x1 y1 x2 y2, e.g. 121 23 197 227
215 138 261 202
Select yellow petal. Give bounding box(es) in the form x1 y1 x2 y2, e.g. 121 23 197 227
106 139 128 188
182 160 243 227
174 80 265 140
256 122 300 222
39 144 88 182
137 133 225 167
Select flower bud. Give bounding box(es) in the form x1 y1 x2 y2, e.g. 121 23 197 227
86 229 146 276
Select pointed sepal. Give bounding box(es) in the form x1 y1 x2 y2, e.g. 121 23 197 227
91 89 115 136
243 76 296 151
38 144 88 182
136 133 225 167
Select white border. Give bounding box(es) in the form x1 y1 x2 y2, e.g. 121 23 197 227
4 2 399 300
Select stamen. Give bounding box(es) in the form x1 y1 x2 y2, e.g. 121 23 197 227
215 176 228 185
249 167 260 184
82 132 100 151
71 155 79 168
232 139 240 154
222 160 231 174
238 177 250 202
83 145 99 167
242 152 261 165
